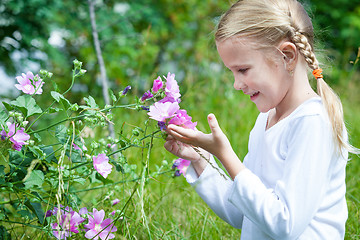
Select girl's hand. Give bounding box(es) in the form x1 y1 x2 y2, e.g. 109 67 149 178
164 130 210 177
166 113 232 160
165 113 245 179
164 134 207 162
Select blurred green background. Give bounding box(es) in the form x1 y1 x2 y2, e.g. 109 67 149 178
0 0 359 239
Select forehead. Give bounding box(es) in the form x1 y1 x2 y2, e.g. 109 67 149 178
216 37 262 66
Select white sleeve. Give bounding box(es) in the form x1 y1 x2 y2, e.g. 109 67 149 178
184 155 244 228
228 115 335 239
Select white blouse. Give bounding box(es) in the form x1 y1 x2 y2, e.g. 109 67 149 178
185 98 348 240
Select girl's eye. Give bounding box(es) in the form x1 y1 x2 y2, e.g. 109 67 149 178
238 68 249 73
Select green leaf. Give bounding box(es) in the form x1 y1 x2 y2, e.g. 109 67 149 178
55 125 67 144
0 109 7 126
10 95 42 117
0 165 5 184
109 89 117 102
49 107 62 113
51 91 71 108
28 146 44 159
24 199 45 225
84 96 98 108
42 146 57 164
23 170 44 189
2 101 14 112
0 226 11 240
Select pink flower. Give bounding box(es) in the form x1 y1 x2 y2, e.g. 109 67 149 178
15 71 44 95
1 122 30 151
79 207 89 215
50 207 85 239
168 109 197 130
172 158 191 176
152 76 163 93
147 101 180 122
93 154 113 178
158 96 180 104
72 143 81 151
111 199 120 206
165 72 181 101
84 208 117 240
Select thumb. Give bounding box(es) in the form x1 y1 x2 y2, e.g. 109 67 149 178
207 113 222 135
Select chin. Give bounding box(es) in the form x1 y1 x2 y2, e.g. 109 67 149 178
256 105 271 113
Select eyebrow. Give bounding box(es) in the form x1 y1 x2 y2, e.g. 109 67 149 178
228 64 250 69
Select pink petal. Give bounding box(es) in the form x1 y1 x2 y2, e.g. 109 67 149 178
26 71 35 80
79 207 88 215
99 231 115 240
93 209 105 224
85 229 99 240
12 128 30 143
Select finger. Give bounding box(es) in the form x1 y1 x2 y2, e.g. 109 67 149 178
167 124 197 139
164 141 173 152
207 113 222 135
166 134 175 141
167 128 194 145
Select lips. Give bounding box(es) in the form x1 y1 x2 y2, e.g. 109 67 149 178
250 91 259 97
249 91 259 101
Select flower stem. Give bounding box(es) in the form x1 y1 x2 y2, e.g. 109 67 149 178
192 147 228 180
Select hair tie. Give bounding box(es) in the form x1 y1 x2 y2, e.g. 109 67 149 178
312 68 323 79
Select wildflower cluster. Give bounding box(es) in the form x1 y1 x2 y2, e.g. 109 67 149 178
46 205 117 240
0 60 194 239
144 72 197 131
139 73 198 176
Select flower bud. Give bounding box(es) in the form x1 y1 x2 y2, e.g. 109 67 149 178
39 69 53 79
90 141 100 149
78 69 87 76
22 121 29 127
28 140 35 146
107 113 113 121
132 128 140 136
70 103 79 111
73 59 82 69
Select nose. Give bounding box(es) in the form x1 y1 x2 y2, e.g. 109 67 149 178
233 77 246 91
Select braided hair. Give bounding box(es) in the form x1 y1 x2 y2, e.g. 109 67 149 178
215 0 358 154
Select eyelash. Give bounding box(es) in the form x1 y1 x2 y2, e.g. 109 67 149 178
238 68 249 73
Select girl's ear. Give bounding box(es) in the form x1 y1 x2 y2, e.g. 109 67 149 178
279 41 298 70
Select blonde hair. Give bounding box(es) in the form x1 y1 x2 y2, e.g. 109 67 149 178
215 0 359 154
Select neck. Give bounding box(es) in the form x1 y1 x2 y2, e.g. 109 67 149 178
274 63 317 121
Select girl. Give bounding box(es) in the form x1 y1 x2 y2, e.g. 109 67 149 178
164 0 358 239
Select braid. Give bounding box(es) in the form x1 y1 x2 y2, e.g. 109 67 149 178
291 31 318 70
290 30 355 154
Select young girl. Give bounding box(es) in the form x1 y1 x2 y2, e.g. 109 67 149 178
164 0 358 239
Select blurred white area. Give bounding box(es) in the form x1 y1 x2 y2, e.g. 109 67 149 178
0 66 16 96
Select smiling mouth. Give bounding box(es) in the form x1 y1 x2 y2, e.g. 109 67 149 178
250 91 259 101
250 91 259 97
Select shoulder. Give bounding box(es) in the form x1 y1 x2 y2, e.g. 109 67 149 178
286 97 333 144
291 97 325 119
288 97 329 127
